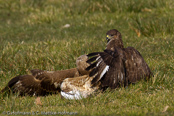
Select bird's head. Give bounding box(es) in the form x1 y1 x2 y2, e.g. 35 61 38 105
105 29 124 49
106 29 122 43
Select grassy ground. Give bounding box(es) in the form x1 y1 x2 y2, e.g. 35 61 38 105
0 0 174 115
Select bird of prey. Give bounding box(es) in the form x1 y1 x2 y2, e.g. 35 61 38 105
60 75 100 99
1 55 90 96
60 29 153 99
86 29 153 89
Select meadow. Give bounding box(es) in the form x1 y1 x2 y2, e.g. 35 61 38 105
0 0 174 115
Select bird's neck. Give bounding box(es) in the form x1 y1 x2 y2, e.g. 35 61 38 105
106 39 124 51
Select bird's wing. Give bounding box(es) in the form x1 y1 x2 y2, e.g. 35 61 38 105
30 69 60 92
1 68 79 96
124 47 153 83
86 48 126 89
1 75 48 96
30 69 47 80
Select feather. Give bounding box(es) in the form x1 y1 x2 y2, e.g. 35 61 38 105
61 91 82 100
1 55 91 96
91 65 109 85
60 75 100 99
87 52 100 57
100 65 110 79
86 56 99 63
88 29 152 90
89 68 98 77
86 62 97 71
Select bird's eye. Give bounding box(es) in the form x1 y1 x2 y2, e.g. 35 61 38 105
110 35 114 36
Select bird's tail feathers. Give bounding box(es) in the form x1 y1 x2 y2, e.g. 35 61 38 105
1 75 21 94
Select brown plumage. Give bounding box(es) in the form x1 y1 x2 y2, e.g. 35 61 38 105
60 29 152 99
1 29 152 99
60 75 100 99
86 29 153 89
1 55 90 96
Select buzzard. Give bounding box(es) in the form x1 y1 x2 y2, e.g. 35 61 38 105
60 75 100 99
86 29 153 89
1 55 90 96
60 29 153 99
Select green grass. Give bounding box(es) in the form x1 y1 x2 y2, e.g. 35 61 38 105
0 0 174 115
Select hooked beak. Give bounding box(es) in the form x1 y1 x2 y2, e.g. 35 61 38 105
106 35 111 43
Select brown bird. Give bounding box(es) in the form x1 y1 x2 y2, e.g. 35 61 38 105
60 29 153 99
1 55 90 96
60 75 100 99
86 29 153 89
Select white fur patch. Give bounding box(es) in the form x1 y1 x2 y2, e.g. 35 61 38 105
100 65 109 80
61 91 82 100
